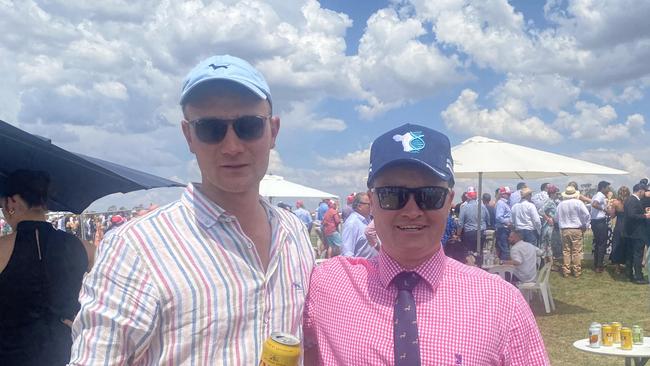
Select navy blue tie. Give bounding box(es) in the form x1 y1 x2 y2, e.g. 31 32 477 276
393 272 421 366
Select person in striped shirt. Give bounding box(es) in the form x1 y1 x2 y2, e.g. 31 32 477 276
303 124 549 365
69 55 315 365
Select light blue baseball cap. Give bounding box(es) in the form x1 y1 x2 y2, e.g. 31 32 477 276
179 54 271 106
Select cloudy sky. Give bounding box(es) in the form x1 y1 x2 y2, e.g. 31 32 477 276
2 0 649 210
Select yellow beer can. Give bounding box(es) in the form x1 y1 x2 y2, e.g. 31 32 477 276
602 325 614 347
611 322 622 344
260 332 301 366
621 327 633 350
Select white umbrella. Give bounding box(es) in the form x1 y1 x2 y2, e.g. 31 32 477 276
259 174 338 202
451 136 628 252
453 136 627 179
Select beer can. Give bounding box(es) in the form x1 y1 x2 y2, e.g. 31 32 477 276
260 332 301 366
633 325 644 345
611 322 622 344
588 324 601 348
621 327 633 350
602 325 614 347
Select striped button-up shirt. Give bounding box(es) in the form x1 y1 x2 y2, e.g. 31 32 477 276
304 249 549 365
69 183 315 365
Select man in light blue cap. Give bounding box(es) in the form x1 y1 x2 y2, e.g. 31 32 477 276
70 55 315 365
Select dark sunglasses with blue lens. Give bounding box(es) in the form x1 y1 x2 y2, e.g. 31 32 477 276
188 115 270 144
372 186 450 211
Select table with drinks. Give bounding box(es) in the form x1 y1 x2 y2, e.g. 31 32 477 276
573 322 649 365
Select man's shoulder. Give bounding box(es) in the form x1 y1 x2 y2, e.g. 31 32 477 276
443 259 521 297
310 256 374 287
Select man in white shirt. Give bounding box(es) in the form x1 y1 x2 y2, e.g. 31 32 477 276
556 186 591 278
502 230 543 283
511 187 541 246
590 181 610 273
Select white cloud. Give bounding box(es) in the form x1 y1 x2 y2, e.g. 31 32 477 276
352 7 467 119
553 101 646 141
93 81 128 100
442 88 563 143
492 73 580 112
280 101 347 131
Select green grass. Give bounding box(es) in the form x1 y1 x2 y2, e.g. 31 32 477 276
535 256 650 365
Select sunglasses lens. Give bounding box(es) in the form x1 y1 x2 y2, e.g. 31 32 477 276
376 187 447 210
417 187 446 210
233 116 266 141
194 119 228 143
377 187 406 210
192 116 266 143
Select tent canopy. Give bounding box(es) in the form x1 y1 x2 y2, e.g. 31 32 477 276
452 136 628 179
259 174 338 199
450 135 627 254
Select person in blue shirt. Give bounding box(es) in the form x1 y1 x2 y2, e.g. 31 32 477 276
341 193 377 258
317 199 329 221
495 186 513 260
293 200 313 232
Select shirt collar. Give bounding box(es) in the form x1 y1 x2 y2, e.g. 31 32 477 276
350 210 369 224
377 247 447 291
180 183 276 228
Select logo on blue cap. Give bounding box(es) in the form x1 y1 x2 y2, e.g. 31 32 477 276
392 131 425 153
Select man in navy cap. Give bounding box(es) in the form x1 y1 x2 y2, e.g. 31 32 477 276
70 55 315 365
303 124 548 365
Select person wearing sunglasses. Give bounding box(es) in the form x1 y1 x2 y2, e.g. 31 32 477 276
303 123 549 365
70 55 315 365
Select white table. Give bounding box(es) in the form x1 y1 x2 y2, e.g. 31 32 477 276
573 337 650 365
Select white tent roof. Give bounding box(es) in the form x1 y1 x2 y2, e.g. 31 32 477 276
452 136 628 179
259 174 338 199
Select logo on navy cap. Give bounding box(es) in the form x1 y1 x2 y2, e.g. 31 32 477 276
392 131 425 153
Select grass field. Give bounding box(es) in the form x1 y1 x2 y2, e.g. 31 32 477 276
534 230 644 364
534 251 650 366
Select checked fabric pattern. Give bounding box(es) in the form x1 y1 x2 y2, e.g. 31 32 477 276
393 271 421 366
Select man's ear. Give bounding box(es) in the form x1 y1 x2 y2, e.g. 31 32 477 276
181 121 195 154
269 116 280 149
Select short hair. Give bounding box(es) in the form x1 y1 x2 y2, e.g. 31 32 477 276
482 193 491 202
633 183 647 193
516 182 526 190
540 183 549 191
597 181 610 191
1 170 50 208
352 192 369 210
511 230 523 238
568 181 579 189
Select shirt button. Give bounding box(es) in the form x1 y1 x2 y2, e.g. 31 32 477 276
247 243 253 249
223 217 232 223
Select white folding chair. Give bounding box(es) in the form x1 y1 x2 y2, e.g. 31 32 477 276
517 262 556 313
487 265 515 283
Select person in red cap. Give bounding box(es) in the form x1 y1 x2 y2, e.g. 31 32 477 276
293 199 313 232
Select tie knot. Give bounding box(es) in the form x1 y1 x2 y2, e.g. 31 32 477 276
393 272 420 291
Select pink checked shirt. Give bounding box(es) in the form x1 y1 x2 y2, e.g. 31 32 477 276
304 248 549 365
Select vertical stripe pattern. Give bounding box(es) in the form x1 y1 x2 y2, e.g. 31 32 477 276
69 183 315 365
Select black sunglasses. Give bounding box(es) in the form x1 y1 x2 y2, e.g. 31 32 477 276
188 115 270 144
372 186 450 211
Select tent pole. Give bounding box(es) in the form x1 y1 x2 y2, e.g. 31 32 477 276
477 172 483 255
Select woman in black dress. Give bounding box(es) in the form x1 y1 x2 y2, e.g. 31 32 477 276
0 170 88 365
609 186 630 273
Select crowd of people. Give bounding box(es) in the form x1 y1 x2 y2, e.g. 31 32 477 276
1 53 646 365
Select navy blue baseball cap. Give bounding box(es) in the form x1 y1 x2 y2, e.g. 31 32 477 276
367 123 455 188
179 55 271 106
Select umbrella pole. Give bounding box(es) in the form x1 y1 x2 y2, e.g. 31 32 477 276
476 172 483 255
